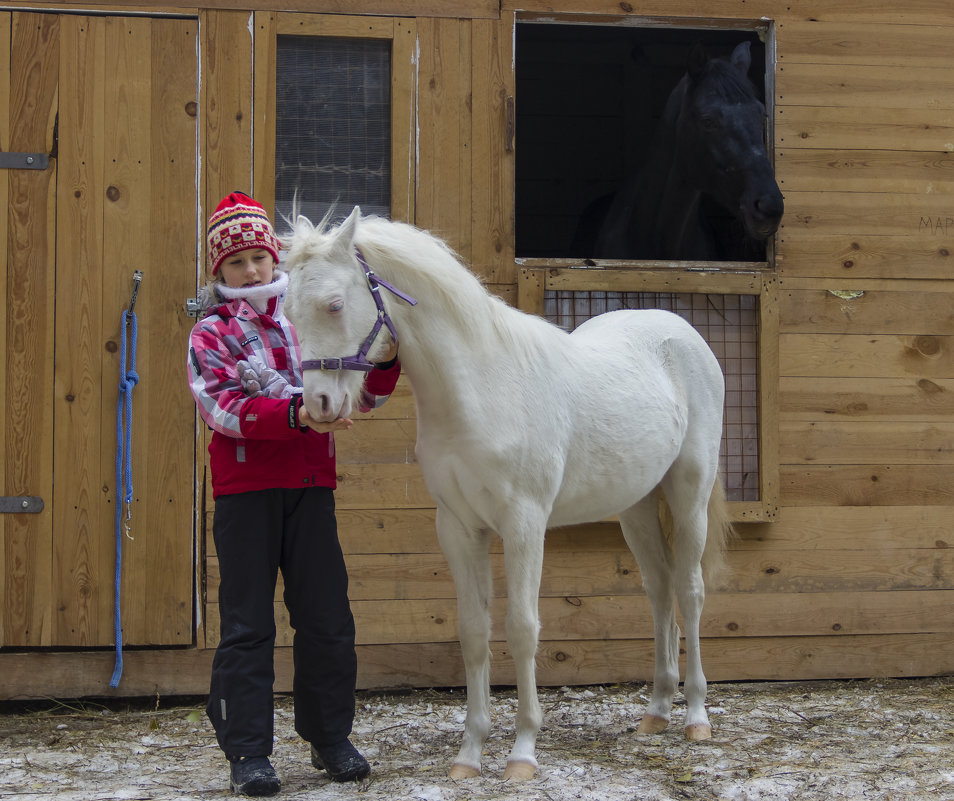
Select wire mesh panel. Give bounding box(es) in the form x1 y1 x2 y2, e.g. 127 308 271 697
544 291 759 502
275 36 391 226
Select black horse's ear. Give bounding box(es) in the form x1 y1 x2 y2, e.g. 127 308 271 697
730 40 752 72
687 43 708 81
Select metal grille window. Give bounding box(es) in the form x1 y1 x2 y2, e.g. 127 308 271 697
275 36 391 225
546 291 760 502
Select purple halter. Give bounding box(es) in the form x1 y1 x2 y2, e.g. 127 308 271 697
300 248 417 373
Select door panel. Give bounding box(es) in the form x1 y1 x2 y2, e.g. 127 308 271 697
2 12 197 648
2 11 59 647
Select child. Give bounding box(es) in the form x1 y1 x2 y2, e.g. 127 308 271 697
187 192 400 796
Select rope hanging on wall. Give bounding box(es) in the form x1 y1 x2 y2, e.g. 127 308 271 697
110 271 142 689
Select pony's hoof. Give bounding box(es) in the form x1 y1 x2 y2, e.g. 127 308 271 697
448 763 480 780
503 761 536 781
685 723 712 741
637 714 669 735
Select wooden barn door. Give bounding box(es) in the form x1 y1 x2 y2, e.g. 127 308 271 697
1 11 197 649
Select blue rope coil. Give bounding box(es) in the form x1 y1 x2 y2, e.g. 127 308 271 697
110 309 139 688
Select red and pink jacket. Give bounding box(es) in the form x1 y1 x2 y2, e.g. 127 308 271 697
187 281 400 499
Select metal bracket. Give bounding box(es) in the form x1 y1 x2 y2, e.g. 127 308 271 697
0 496 45 514
0 152 49 170
185 298 201 317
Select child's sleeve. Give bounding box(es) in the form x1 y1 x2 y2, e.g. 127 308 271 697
188 324 306 439
357 359 401 413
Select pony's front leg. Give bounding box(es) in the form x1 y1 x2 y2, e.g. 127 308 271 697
500 526 546 781
436 509 493 778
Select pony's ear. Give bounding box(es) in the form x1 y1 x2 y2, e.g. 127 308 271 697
331 206 361 261
687 42 708 81
730 40 752 73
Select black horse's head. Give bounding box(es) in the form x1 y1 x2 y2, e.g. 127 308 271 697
677 41 784 244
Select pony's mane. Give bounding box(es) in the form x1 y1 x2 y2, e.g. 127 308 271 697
355 216 555 359
288 212 558 363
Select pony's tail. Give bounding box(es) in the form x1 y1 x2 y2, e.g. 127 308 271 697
701 478 735 589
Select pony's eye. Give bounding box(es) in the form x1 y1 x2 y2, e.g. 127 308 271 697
329 299 344 313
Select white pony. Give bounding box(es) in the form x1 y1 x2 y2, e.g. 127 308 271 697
282 208 733 780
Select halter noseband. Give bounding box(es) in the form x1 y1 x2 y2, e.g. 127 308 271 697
300 248 417 373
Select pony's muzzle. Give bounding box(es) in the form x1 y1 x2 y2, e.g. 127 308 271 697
302 385 353 423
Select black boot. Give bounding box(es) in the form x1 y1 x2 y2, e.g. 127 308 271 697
228 755 281 796
310 740 370 782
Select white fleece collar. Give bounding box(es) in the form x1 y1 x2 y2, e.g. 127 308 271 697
217 269 289 315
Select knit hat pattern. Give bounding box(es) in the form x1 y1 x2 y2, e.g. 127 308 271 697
207 192 281 275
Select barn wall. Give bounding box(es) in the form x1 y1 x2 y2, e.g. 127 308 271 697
1 0 952 699
206 0 954 690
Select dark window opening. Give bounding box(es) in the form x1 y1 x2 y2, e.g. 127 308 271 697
275 36 391 226
515 24 775 261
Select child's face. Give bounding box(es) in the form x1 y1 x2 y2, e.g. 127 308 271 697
219 248 276 289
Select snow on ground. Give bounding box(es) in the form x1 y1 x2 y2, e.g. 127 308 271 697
2 676 953 800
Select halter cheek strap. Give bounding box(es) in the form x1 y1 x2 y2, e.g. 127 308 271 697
300 248 417 373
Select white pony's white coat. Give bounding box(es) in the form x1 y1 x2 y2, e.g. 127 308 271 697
283 208 733 779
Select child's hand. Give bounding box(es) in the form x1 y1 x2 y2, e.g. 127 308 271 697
298 404 353 433
238 354 302 399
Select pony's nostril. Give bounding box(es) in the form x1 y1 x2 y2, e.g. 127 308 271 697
319 394 332 416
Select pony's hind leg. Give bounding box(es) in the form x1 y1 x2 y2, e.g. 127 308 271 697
436 508 494 778
619 492 681 735
661 466 716 741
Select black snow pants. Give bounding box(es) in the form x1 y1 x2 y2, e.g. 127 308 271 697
207 486 357 757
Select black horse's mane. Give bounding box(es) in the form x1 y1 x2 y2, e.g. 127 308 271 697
693 57 758 103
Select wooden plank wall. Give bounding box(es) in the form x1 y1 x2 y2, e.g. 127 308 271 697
2 12 59 648
214 0 954 691
2 0 953 698
208 0 953 693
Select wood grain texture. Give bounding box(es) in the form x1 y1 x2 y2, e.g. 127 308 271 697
0 10 7 647
777 149 954 195
206 588 954 650
777 20 954 68
776 105 954 153
780 376 954 421
777 63 954 110
780 286 954 336
54 15 109 646
780 333 953 379
470 12 515 283
776 233 954 280
414 17 471 258
2 12 58 648
129 17 197 645
781 465 954 507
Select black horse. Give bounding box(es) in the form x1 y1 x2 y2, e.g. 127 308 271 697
586 41 784 261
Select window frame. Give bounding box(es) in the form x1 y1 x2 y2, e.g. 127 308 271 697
253 11 417 223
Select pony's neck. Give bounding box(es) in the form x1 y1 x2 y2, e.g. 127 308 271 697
358 226 526 415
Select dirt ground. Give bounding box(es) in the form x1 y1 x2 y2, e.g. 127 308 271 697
2 676 953 800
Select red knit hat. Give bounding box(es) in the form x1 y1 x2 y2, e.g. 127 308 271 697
207 191 281 275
